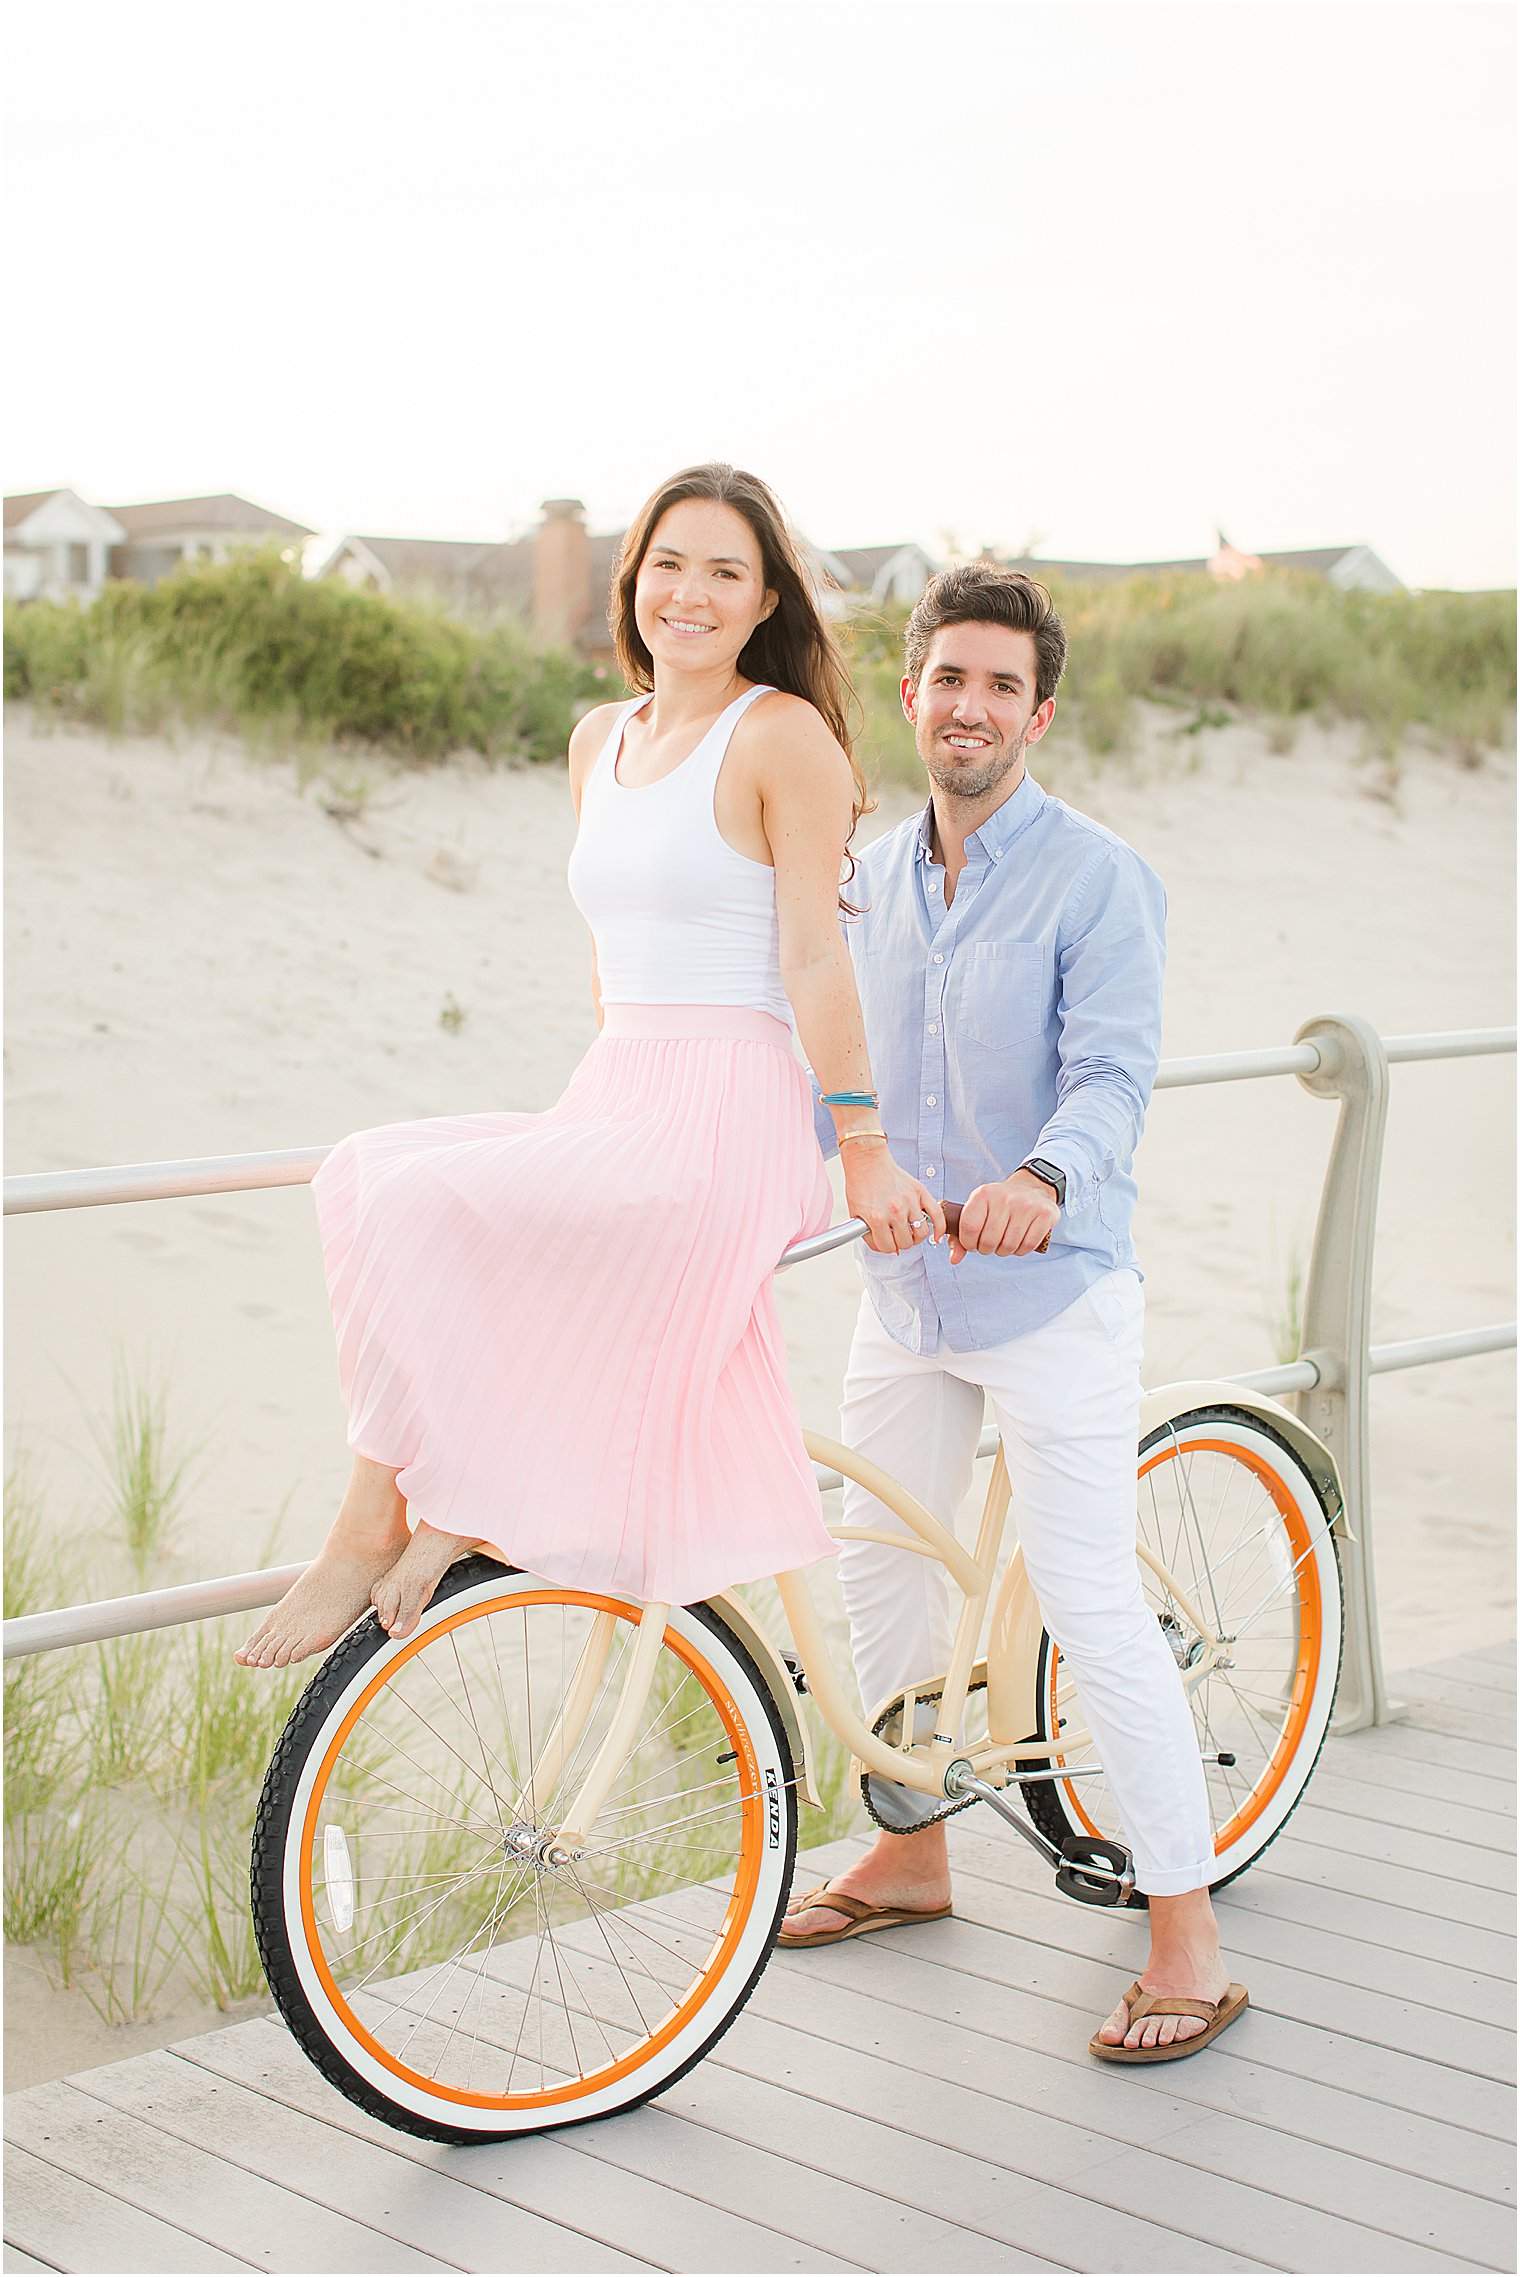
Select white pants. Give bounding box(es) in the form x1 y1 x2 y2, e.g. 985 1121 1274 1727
837 1272 1215 1896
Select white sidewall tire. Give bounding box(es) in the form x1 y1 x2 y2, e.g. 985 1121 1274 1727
256 1570 796 2138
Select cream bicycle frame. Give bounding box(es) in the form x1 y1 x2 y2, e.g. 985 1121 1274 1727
542 1368 1345 1853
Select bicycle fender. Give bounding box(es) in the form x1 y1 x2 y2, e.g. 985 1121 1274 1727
705 1589 822 1809
1139 1382 1351 1540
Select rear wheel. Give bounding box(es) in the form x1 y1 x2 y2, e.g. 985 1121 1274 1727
1021 1407 1343 1893
251 1557 796 2140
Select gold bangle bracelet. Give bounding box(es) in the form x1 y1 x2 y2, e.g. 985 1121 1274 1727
837 1129 888 1146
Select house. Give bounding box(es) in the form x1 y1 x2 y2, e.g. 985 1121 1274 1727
4 488 126 602
1005 534 1404 593
826 542 940 607
304 504 941 654
106 493 314 586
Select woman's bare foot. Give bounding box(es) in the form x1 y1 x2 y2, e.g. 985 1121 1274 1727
235 1458 411 1670
370 1522 473 1642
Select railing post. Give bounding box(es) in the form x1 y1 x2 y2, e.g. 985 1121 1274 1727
1290 1014 1394 1732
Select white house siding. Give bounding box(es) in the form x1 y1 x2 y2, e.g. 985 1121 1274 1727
3 491 124 602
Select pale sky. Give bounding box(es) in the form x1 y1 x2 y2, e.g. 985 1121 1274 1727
5 0 1515 588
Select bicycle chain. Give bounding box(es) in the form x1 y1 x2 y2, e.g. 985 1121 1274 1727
860 1670 1047 1835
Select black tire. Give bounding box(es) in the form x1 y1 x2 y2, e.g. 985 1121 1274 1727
251 1557 798 2141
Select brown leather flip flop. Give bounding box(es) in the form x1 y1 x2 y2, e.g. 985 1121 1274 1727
1090 1978 1250 2063
776 1884 953 1949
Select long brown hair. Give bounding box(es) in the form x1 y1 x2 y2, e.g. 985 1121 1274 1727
611 463 869 846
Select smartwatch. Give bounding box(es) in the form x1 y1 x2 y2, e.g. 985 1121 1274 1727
1019 1158 1066 1208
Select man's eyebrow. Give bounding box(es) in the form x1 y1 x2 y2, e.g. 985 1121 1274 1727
931 658 1028 684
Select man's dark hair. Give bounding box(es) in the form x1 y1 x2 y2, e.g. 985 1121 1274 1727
904 564 1068 710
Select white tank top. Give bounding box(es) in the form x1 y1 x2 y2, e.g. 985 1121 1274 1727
567 684 791 1024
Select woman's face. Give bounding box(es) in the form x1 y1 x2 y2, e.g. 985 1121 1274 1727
633 498 777 676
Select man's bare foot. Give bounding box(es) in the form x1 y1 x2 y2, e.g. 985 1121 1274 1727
1095 1886 1232 2052
235 1458 410 1670
370 1522 473 1642
782 1825 951 1939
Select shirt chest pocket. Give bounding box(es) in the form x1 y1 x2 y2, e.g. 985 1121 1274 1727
953 939 1048 1049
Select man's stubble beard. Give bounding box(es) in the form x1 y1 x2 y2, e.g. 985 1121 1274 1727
919 723 1030 806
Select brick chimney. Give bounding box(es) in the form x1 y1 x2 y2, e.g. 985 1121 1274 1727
533 498 591 645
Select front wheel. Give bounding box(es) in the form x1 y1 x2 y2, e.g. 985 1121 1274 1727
1020 1406 1344 1893
251 1558 797 2141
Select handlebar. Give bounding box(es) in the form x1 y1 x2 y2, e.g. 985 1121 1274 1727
777 1199 1048 1272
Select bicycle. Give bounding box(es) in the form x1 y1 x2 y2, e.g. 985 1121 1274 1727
250 1206 1346 2142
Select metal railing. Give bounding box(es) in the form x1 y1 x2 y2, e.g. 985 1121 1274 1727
5 1018 1514 1736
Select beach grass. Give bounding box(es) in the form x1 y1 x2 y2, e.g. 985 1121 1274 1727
8 552 1512 786
4 546 611 766
843 573 1516 787
3 1389 864 2034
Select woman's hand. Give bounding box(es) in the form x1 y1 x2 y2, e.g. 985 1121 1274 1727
842 1144 946 1255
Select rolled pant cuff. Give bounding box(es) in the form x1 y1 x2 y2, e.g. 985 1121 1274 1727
1134 1859 1216 1898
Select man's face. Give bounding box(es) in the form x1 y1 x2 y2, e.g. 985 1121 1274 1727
902 621 1055 803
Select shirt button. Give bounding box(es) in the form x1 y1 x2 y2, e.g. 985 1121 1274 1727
927 1024 938 1036
932 953 944 965
926 1094 937 1106
924 1165 937 1178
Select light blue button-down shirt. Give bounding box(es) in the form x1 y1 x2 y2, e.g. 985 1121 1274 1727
813 772 1166 1355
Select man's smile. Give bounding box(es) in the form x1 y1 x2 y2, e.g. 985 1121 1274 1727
942 731 994 750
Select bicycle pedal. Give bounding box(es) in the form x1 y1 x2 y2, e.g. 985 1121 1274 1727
1053 1835 1135 1907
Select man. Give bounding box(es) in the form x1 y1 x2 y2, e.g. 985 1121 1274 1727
783 564 1247 2062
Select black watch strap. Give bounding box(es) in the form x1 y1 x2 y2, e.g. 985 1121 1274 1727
1020 1157 1066 1207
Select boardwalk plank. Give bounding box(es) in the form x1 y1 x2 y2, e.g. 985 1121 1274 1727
1278 1769 1513 1856
569 2099 1073 2274
1358 1717 1515 1778
75 2053 653 2275
938 1822 1515 2010
1395 1671 1518 1734
922 1829 1519 2074
696 1949 1510 2267
1316 1734 1515 1818
1411 1650 1516 1695
705 1999 1490 2272
658 2055 1277 2274
480 1910 1510 2268
1319 1721 1510 1812
789 1847 1514 2139
751 1905 1514 2199
3 2080 453 2273
181 2019 862 2274
3 2251 59 2274
1283 1802 1515 1891
1 2144 256 2274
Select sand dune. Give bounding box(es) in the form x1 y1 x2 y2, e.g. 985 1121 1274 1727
4 701 1514 1670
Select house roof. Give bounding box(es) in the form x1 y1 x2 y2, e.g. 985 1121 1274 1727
4 489 66 529
351 533 535 603
831 543 933 588
108 493 314 540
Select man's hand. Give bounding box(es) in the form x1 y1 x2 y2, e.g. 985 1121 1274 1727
949 1169 1059 1263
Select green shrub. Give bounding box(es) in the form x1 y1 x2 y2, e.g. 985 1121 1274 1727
842 572 1516 785
4 547 613 764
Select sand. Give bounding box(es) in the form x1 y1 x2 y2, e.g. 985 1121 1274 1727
4 698 1514 2083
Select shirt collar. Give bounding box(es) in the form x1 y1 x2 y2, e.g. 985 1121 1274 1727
915 770 1047 866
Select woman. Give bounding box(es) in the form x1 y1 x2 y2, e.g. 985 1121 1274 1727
238 463 942 1668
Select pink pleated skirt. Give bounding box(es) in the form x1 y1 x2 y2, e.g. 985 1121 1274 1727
311 1004 837 1605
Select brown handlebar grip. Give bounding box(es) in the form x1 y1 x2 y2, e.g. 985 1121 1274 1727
939 1201 1050 1256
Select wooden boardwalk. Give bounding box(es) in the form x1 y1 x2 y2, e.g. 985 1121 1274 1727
5 1646 1514 2274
